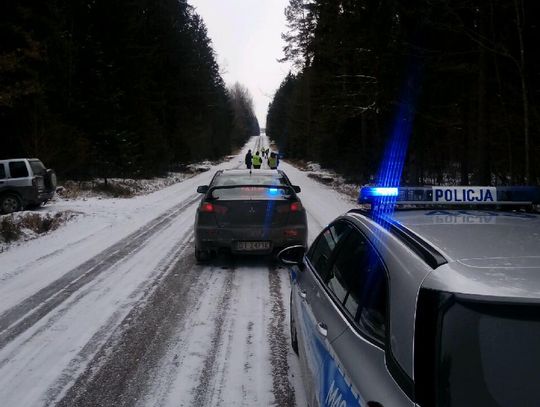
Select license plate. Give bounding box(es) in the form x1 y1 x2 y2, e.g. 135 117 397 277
236 241 271 251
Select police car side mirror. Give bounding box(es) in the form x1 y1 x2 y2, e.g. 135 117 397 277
277 245 305 266
292 185 301 193
197 185 209 194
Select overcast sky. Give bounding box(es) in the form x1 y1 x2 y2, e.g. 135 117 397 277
189 0 292 128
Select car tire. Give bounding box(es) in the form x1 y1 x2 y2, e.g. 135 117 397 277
45 169 57 191
25 202 42 210
0 193 22 214
195 247 210 263
290 294 299 355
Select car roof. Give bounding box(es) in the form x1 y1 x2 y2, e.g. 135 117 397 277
349 208 540 299
217 169 282 177
388 209 540 262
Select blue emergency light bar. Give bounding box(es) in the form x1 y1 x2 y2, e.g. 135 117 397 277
361 187 399 198
358 186 540 205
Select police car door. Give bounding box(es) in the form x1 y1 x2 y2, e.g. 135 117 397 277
292 222 350 405
298 221 352 406
325 227 414 406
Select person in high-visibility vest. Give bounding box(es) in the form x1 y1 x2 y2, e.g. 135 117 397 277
252 151 262 169
268 152 278 169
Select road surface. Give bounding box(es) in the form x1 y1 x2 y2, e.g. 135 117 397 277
0 136 355 407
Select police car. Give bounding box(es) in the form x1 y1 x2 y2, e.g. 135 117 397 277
278 186 540 407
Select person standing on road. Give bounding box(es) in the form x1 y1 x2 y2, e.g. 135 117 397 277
252 151 262 169
245 149 253 169
268 152 278 169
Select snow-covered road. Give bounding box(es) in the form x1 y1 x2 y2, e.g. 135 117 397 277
0 136 355 407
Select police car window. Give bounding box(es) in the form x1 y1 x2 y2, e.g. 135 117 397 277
0 164 5 179
329 229 388 342
327 231 370 317
9 161 29 178
307 221 350 280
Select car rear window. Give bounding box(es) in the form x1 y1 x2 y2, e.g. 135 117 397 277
29 160 46 175
210 186 292 200
213 174 288 187
0 164 5 179
9 161 29 178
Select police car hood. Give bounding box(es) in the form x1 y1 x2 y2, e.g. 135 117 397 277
423 258 540 299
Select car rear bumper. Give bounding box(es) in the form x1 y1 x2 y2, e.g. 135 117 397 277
28 190 55 205
195 225 307 254
16 187 55 206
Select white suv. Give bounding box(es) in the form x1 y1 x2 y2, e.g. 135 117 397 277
0 158 57 214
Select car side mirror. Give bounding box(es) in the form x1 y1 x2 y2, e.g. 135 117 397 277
197 185 209 194
293 185 301 193
277 245 305 266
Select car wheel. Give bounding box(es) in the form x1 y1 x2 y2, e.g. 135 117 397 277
195 247 210 263
290 294 299 355
0 194 22 214
25 202 42 210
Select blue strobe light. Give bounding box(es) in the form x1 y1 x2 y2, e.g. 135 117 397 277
361 187 399 198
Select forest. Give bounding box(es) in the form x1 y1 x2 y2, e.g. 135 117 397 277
267 0 540 185
0 0 259 179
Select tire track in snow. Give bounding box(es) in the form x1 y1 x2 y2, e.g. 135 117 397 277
0 193 200 350
42 232 194 406
0 227 106 284
191 263 236 407
187 260 296 407
268 264 296 407
55 243 210 407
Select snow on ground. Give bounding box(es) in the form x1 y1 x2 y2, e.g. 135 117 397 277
0 134 358 407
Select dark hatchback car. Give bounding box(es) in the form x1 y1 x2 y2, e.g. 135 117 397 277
194 169 307 261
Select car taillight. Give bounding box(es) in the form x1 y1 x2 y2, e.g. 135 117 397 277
284 229 299 237
290 202 302 212
200 202 214 213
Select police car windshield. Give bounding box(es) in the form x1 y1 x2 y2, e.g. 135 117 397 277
437 300 540 406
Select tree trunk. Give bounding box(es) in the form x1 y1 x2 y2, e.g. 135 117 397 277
476 5 490 185
514 0 530 184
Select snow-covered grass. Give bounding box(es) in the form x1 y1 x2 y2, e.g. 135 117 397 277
0 164 213 251
0 211 80 252
58 163 212 200
290 160 363 201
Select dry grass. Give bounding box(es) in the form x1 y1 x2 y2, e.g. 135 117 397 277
58 180 134 199
0 216 21 242
0 211 77 246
